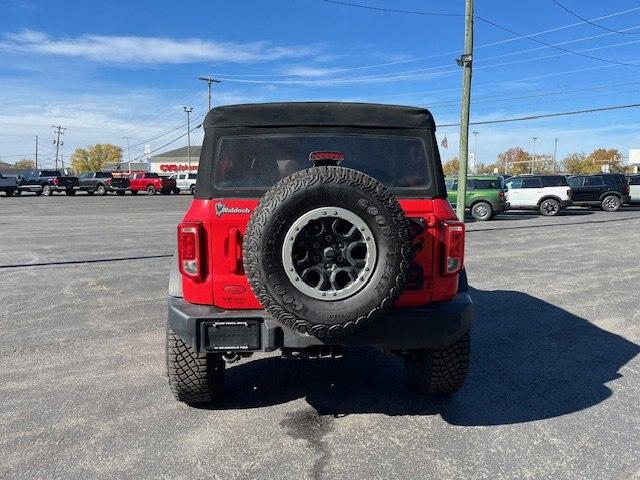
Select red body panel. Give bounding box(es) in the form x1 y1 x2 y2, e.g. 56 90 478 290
180 198 462 308
129 174 176 192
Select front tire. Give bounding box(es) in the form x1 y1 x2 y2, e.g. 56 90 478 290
601 195 621 212
146 185 156 195
405 333 470 396
42 185 52 196
166 327 224 405
470 201 493 221
96 184 107 196
539 198 560 216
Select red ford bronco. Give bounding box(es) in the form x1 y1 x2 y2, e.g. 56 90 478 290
167 102 473 405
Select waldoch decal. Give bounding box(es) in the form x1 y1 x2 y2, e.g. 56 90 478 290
215 203 251 217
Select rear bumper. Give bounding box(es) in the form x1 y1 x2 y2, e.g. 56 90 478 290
492 202 509 213
167 293 474 353
622 195 631 205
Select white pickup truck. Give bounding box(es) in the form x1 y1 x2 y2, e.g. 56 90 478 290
169 173 197 194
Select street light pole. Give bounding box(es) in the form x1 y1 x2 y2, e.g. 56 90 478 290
553 137 559 173
532 136 538 174
455 0 474 223
183 106 194 171
198 76 221 111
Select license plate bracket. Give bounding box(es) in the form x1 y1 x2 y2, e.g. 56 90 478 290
201 320 261 351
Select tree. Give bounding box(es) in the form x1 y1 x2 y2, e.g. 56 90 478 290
14 158 35 169
442 157 459 175
496 147 532 175
562 148 624 174
474 162 497 175
70 144 122 172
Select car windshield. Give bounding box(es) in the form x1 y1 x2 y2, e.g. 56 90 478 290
214 134 431 190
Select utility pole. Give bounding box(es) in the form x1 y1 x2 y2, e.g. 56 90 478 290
455 0 474 222
198 75 221 111
122 136 132 163
472 131 479 173
553 137 558 173
183 106 194 170
52 125 66 171
531 136 538 174
35 135 38 169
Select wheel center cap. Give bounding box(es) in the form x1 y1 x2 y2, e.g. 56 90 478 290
323 247 335 259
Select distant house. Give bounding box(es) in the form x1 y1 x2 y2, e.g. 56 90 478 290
149 146 201 174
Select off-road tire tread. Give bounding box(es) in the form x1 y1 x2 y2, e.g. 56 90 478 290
165 327 224 404
243 165 411 340
407 333 470 395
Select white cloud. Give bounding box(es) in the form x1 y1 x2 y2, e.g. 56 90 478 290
1 29 318 64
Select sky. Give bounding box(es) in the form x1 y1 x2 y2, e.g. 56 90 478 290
0 0 639 169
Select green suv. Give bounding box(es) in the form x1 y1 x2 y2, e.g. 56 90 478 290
445 175 509 221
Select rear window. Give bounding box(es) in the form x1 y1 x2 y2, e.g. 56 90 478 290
188 174 197 179
541 176 569 187
214 134 431 191
41 170 60 177
95 172 112 179
522 177 543 188
145 173 159 178
568 177 583 188
584 176 604 186
473 178 502 189
628 176 640 186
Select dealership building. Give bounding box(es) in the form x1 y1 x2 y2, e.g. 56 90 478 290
148 146 201 174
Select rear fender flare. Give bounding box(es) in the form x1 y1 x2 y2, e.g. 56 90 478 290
599 191 622 201
168 251 183 298
537 195 562 206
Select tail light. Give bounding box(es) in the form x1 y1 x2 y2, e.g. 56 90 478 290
178 221 204 281
624 184 630 195
499 190 505 201
442 221 465 276
52 178 59 186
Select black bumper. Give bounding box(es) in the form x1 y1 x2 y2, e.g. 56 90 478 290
560 200 572 208
168 293 474 353
492 202 509 213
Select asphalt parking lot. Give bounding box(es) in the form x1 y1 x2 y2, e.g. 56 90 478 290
1 195 639 480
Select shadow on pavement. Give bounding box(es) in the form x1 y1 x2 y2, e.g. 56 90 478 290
211 288 638 425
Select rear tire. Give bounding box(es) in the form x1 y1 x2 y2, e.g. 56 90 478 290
601 195 621 212
65 189 76 196
131 190 138 195
190 185 195 195
96 184 107 196
405 333 470 396
470 201 493 221
166 327 224 405
539 198 560 216
146 185 156 195
41 185 52 196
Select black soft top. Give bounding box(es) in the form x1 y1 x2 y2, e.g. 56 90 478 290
203 102 436 130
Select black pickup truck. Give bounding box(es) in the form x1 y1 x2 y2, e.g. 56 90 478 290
77 171 118 195
109 175 130 195
16 169 80 196
0 172 18 196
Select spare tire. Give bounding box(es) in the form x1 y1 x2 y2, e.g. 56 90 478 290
243 166 411 340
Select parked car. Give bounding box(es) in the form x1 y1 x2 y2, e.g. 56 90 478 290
0 172 17 196
167 102 473 406
77 171 119 196
626 175 640 204
567 173 630 212
128 172 177 195
15 169 80 196
504 174 572 216
170 173 197 194
109 175 130 195
445 175 509 221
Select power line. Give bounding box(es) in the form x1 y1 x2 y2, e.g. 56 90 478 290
475 16 640 68
551 0 640 35
436 102 640 127
320 0 461 17
128 112 207 150
130 123 203 162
